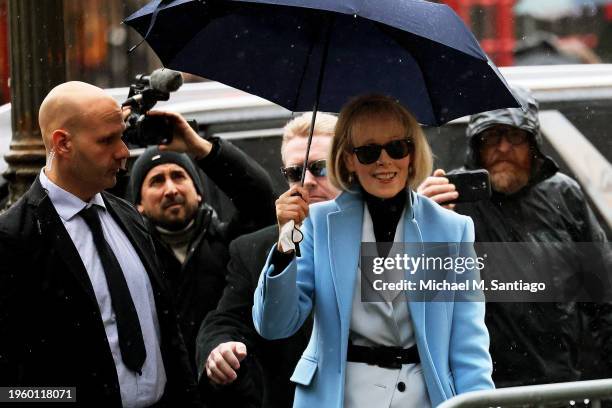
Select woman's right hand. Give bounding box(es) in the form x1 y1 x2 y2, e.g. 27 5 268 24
276 186 310 230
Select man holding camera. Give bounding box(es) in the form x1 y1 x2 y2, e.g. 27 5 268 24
126 110 276 368
419 86 612 386
0 82 200 407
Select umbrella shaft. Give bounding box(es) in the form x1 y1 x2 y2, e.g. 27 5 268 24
301 15 333 186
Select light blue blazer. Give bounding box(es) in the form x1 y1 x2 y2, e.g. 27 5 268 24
253 190 493 407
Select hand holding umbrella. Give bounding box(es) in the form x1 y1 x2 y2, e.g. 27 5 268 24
276 186 309 256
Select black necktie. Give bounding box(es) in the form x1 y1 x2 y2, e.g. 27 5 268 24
79 205 147 375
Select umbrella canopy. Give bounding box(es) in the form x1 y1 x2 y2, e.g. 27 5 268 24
124 0 519 126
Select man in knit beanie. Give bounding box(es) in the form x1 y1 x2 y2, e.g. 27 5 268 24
127 110 276 370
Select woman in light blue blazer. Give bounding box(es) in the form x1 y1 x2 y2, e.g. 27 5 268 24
253 95 493 407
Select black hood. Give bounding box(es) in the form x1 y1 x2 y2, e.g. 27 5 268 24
463 86 558 189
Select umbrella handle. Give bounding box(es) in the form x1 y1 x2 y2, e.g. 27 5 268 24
294 233 301 258
289 191 304 257
278 218 302 258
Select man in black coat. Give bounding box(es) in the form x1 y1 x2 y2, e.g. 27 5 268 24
126 115 276 367
196 225 295 407
0 82 200 407
196 112 340 407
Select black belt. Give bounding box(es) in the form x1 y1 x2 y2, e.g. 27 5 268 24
347 342 420 369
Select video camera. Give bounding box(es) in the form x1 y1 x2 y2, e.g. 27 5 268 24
122 68 195 147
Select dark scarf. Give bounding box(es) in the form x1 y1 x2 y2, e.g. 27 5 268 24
155 219 197 263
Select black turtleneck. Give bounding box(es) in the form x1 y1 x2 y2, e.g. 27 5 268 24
364 188 407 243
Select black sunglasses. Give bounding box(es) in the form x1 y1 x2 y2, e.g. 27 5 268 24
280 159 327 183
352 139 414 165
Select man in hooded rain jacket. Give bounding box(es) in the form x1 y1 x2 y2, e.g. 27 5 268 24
418 86 612 387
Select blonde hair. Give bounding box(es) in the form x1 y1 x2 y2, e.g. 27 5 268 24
281 112 337 163
328 94 432 192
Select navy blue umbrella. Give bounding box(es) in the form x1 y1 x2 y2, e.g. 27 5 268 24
125 0 519 127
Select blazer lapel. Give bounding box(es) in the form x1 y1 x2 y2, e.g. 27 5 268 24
328 192 363 330
402 192 426 332
29 182 99 309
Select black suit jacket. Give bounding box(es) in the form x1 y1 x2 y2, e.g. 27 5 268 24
147 137 276 367
196 225 312 408
0 178 200 407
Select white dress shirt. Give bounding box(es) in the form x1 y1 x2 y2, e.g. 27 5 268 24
344 205 430 408
40 170 167 408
